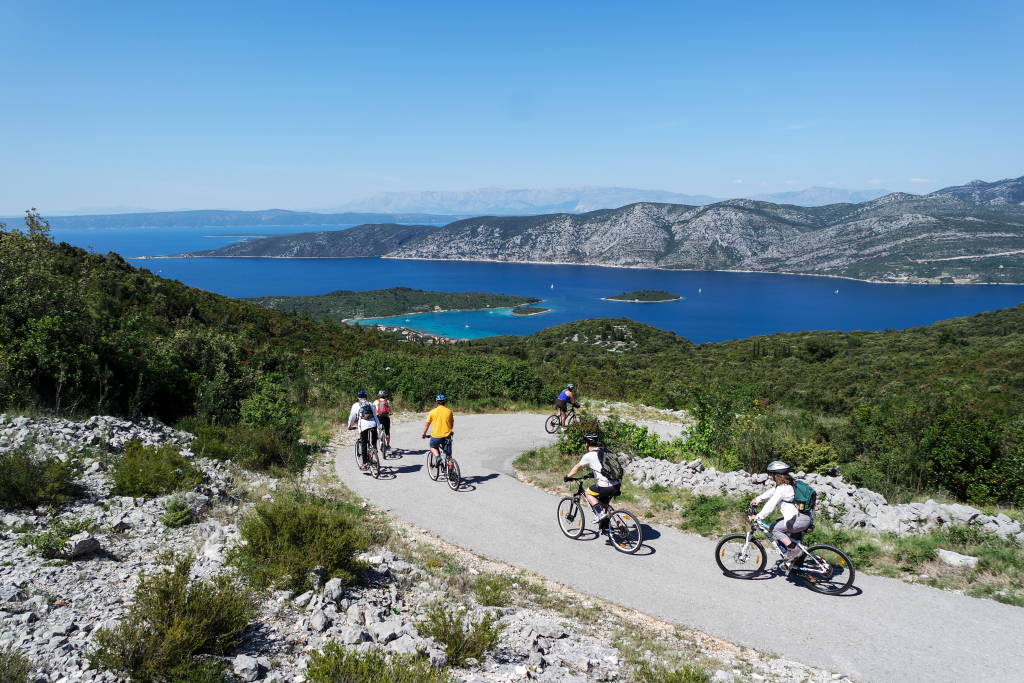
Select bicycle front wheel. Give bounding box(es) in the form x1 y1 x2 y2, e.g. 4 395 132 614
368 449 380 479
446 458 461 491
567 412 579 426
800 544 856 595
544 414 561 434
557 497 585 538
715 534 767 578
607 510 644 554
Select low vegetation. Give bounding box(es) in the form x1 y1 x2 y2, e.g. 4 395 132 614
0 443 82 509
230 490 383 592
110 441 202 497
180 419 309 472
306 645 453 683
160 495 194 528
18 517 97 559
90 555 256 681
418 606 504 668
0 648 32 682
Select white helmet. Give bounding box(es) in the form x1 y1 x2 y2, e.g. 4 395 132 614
766 460 792 475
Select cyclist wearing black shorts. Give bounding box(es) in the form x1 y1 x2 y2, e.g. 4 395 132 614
346 390 379 468
563 433 620 530
373 390 392 448
555 383 579 425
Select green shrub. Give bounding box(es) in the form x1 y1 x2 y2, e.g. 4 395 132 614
179 419 309 472
230 490 382 592
306 644 453 683
557 415 603 456
240 375 301 443
19 517 96 558
90 555 255 681
418 606 503 667
110 441 202 498
473 574 514 607
160 495 193 528
0 648 32 682
784 441 840 474
678 495 746 537
0 443 82 509
632 660 710 683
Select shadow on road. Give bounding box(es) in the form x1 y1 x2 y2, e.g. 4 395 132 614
640 524 661 541
389 464 423 474
461 473 499 486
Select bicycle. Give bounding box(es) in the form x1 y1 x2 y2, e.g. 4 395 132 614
714 506 856 594
545 405 580 434
557 474 644 554
354 433 381 479
424 435 461 491
377 422 391 459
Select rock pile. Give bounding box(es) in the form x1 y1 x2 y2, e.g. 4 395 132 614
628 457 1024 541
0 414 194 457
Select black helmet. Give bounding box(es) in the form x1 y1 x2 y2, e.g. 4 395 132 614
766 460 792 475
583 432 600 446
378 390 388 397
357 390 367 398
566 383 575 390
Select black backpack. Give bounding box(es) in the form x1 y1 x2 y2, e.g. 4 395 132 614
358 402 374 421
597 449 624 483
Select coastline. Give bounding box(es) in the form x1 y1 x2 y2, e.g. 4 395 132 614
601 296 682 303
510 307 552 316
132 254 1024 286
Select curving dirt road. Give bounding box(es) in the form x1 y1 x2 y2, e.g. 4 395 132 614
334 413 1024 682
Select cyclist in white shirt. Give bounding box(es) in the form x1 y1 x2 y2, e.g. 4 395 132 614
749 460 812 564
563 433 620 531
347 390 379 469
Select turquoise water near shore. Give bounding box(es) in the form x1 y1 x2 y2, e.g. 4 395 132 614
47 226 1024 344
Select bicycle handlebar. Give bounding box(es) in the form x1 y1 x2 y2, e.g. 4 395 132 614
565 473 594 482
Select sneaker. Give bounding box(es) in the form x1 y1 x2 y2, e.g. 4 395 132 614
784 546 804 562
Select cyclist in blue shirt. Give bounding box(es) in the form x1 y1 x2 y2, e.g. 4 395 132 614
555 383 580 426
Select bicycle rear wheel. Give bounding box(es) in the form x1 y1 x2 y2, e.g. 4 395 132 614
715 534 767 578
378 431 389 459
557 497 585 538
799 544 856 594
544 414 561 434
354 441 364 470
368 448 380 479
446 457 461 491
607 510 643 554
427 452 441 481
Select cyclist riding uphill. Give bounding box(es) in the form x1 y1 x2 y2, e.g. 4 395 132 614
748 460 815 564
564 433 622 531
374 390 392 448
347 390 379 469
421 394 454 467
556 383 580 426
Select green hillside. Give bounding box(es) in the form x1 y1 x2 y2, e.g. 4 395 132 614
248 287 539 321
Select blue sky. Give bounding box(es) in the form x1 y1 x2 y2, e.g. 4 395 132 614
1 0 1022 214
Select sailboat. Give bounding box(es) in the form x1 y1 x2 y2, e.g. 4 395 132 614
698 288 702 294
550 283 555 289
834 289 839 294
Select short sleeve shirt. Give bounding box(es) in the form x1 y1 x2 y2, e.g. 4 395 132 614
427 405 454 438
578 450 617 488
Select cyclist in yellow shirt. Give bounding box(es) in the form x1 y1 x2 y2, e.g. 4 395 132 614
421 394 454 468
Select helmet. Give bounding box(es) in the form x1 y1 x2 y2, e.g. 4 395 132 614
566 383 575 390
378 390 388 397
583 432 600 446
357 390 367 398
766 460 792 475
435 394 446 402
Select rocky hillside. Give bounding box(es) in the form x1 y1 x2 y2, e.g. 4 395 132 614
187 176 1024 283
183 223 443 258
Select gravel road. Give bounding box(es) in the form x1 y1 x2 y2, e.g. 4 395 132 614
335 413 1024 682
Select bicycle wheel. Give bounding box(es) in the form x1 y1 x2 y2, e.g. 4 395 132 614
557 498 585 538
354 441 364 469
427 451 441 480
544 414 561 434
446 458 461 491
715 534 767 578
800 544 856 595
567 412 580 426
368 448 380 479
607 510 644 554
378 432 389 459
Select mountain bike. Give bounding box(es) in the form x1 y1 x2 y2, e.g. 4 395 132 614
424 435 461 491
545 405 580 434
354 433 381 479
377 422 391 459
557 474 643 553
714 506 855 594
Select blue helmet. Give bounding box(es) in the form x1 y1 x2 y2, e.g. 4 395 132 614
357 390 367 398
435 394 446 402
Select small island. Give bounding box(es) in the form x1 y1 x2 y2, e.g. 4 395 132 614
602 289 682 303
511 306 551 316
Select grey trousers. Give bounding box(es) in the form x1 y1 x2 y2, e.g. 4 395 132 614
771 513 812 544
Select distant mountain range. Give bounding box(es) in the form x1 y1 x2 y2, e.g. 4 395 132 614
185 176 1024 284
7 209 459 229
328 185 891 214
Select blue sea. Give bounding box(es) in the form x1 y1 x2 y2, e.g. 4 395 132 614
49 226 1024 344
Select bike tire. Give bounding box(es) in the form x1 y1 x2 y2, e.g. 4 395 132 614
378 432 389 459
544 414 561 434
427 452 441 481
557 498 585 538
354 441 364 469
567 412 579 426
607 510 644 554
715 534 767 578
368 448 380 479
446 458 461 491
800 544 856 595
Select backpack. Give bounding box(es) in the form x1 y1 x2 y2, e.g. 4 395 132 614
376 399 390 415
597 449 625 483
358 402 374 421
793 480 817 513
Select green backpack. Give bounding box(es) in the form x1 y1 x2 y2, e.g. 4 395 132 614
793 480 817 513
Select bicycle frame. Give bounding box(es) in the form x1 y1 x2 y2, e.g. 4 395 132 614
745 518 832 578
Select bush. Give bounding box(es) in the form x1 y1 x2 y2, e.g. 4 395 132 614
230 490 382 592
180 419 309 472
556 414 603 456
306 644 453 683
0 648 32 682
90 555 255 681
0 443 82 509
418 606 504 667
19 517 96 558
632 660 710 683
784 441 840 474
473 574 514 607
240 375 301 443
678 495 747 537
110 441 202 498
160 495 193 528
